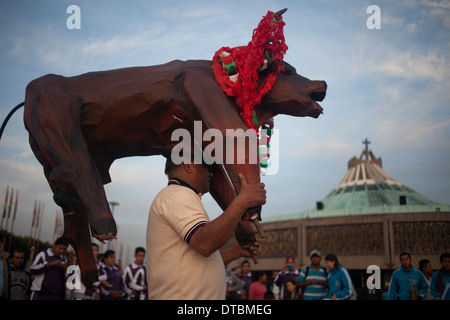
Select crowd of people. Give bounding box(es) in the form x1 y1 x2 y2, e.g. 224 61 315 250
0 235 148 300
226 250 450 301
1 234 449 301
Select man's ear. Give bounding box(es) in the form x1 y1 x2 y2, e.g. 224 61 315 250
183 163 194 174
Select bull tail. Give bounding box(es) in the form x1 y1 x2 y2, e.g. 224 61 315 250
0 102 25 141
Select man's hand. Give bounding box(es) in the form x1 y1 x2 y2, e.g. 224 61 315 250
411 290 420 300
221 242 260 266
241 241 260 258
237 174 266 209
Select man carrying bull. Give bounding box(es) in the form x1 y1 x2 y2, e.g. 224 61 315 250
146 156 266 300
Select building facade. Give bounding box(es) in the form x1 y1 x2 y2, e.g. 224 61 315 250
228 140 450 289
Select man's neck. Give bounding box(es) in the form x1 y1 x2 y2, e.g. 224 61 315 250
311 263 321 271
168 177 199 194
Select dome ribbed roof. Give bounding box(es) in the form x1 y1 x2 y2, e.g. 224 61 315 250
319 138 440 211
263 139 447 222
336 139 401 189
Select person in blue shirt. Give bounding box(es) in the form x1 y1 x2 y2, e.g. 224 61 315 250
324 253 354 300
430 252 450 300
388 252 429 300
298 250 328 300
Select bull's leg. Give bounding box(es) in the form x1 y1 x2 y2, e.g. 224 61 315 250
28 135 97 285
63 208 98 286
24 76 116 240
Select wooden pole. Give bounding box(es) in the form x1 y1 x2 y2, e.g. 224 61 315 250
28 200 37 246
7 189 18 252
0 185 9 230
4 187 13 233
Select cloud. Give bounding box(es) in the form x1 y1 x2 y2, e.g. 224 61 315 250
107 157 166 187
351 31 449 83
370 50 447 82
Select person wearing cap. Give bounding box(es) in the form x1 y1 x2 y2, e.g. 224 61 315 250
298 250 328 300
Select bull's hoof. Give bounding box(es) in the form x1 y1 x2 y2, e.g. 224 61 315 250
93 232 116 241
82 266 100 286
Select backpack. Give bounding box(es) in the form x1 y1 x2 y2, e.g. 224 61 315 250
298 266 328 300
304 265 328 280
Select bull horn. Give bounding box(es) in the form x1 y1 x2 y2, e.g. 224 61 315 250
274 8 287 16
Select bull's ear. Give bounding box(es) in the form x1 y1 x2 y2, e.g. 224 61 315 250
259 61 279 77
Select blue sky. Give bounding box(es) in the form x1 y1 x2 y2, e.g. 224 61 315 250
0 0 449 264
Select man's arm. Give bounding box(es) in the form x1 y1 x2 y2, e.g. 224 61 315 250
189 174 266 257
220 243 259 266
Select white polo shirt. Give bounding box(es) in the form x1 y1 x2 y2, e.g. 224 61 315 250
146 183 226 300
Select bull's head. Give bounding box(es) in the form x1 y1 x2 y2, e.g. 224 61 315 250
258 61 327 120
208 60 327 250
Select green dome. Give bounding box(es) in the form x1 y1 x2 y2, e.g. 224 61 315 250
264 139 448 222
319 138 440 211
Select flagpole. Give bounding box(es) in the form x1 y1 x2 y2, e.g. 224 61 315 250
28 200 37 246
4 187 13 233
36 210 44 253
53 210 58 243
0 185 9 231
28 201 41 267
7 189 18 252
32 202 42 247
53 210 63 242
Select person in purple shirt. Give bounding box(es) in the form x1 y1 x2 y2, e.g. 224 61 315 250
101 250 125 300
123 247 147 300
71 243 107 300
274 256 300 299
240 260 252 299
30 237 69 300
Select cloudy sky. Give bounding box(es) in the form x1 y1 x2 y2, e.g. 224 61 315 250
0 0 449 264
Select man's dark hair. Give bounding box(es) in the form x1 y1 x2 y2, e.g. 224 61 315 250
241 260 250 267
164 156 180 176
55 237 69 247
440 252 450 262
399 252 411 260
419 259 430 271
135 247 146 255
104 250 115 259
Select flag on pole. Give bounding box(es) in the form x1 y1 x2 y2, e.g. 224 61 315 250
12 190 18 224
53 210 64 242
29 200 37 246
1 185 9 229
36 211 44 253
5 187 14 231
33 202 42 241
33 202 44 249
8 189 19 252
53 211 58 242
32 200 37 227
